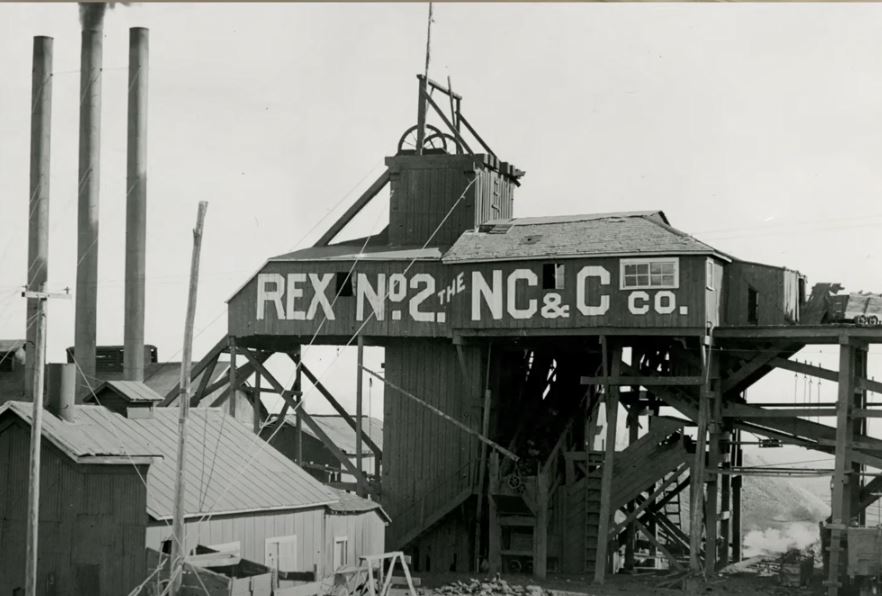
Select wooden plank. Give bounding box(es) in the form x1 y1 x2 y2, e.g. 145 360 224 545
611 463 687 537
725 407 838 418
295 357 382 459
715 326 882 343
828 341 855 596
690 338 712 573
314 170 390 247
581 375 703 386
635 520 684 571
593 338 620 584
533 467 549 579
458 113 496 157
488 453 501 574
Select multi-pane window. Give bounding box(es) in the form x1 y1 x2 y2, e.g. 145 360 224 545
620 258 679 290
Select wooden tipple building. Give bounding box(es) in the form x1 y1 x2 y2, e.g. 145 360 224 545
170 76 882 595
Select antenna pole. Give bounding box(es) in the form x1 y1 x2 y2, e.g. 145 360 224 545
417 2 433 156
170 201 209 595
423 2 433 80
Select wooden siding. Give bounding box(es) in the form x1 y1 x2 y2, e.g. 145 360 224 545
705 258 725 329
0 422 148 596
146 507 325 575
410 514 473 573
323 511 386 574
386 154 516 248
723 262 801 326
382 340 483 548
229 256 710 342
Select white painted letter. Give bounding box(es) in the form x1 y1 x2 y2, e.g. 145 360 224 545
388 274 407 302
472 271 503 321
628 291 650 315
357 273 386 321
576 266 610 316
286 273 307 320
306 273 336 320
655 291 676 314
409 274 436 322
257 273 285 320
507 269 538 319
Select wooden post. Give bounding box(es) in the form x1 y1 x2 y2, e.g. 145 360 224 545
534 464 549 579
718 423 732 568
594 337 620 583
624 407 639 571
487 452 501 574
24 285 48 596
416 75 428 155
356 336 364 496
25 36 52 401
293 348 303 465
705 371 721 574
827 338 855 596
731 429 742 562
170 202 208 595
690 336 712 573
228 337 237 418
252 374 261 434
473 387 492 572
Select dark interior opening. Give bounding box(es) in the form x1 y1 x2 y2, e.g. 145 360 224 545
335 271 354 297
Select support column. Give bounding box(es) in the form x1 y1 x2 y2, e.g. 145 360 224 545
690 336 712 573
624 407 639 571
252 373 261 434
731 429 742 563
487 452 501 574
718 423 733 568
533 465 549 579
827 339 856 596
356 336 364 496
293 347 303 465
705 355 722 573
594 337 621 583
228 337 237 417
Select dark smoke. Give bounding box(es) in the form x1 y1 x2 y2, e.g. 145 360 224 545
78 3 107 30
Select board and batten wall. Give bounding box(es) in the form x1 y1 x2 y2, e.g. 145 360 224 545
723 261 804 326
0 422 148 596
323 511 386 573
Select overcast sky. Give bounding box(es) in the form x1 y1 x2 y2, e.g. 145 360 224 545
1 3 880 429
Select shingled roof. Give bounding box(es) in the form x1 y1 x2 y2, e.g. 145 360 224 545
0 402 338 520
442 211 730 264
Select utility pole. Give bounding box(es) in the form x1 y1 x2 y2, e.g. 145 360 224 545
23 287 70 596
170 201 208 594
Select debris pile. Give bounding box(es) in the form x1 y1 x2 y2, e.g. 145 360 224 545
433 576 549 596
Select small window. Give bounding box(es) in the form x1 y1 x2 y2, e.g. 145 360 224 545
541 263 565 290
333 537 349 570
706 260 715 291
748 287 759 324
335 271 354 297
620 258 679 290
265 535 298 573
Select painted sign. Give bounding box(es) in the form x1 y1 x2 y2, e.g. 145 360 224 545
254 262 691 325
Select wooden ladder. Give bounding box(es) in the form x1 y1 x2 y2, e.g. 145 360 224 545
584 451 604 572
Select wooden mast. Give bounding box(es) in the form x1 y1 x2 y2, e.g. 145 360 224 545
170 201 208 594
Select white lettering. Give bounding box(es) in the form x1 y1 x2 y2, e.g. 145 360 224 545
628 291 650 315
286 273 307 320
576 266 610 316
456 272 465 293
471 271 503 321
306 273 335 320
257 273 285 320
409 274 436 322
357 273 386 321
507 269 538 319
655 290 676 314
388 274 407 302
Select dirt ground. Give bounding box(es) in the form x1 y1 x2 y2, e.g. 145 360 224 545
415 570 828 595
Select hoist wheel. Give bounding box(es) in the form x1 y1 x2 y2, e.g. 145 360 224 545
397 124 445 154
855 314 868 327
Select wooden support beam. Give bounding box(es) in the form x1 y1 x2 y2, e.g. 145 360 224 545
243 349 369 491
207 356 266 407
295 356 382 460
416 77 427 155
705 360 722 574
191 350 220 406
731 429 743 563
356 336 365 497
635 521 684 571
719 423 732 568
724 407 839 418
162 336 228 405
314 170 391 247
252 374 262 434
721 347 789 395
581 375 704 386
611 463 688 537
424 92 474 155
827 341 856 596
488 453 501 574
593 338 620 584
458 113 496 158
690 338 712 573
228 336 237 417
533 466 549 579
771 357 882 394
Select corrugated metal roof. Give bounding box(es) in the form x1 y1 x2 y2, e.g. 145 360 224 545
95 362 224 399
0 403 338 520
327 487 390 522
442 211 729 264
282 415 383 455
90 380 164 403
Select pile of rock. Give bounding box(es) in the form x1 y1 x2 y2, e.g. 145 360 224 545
433 577 548 596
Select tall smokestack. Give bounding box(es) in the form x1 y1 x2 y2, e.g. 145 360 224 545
124 27 149 382
74 3 105 399
25 36 53 401
46 363 76 422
